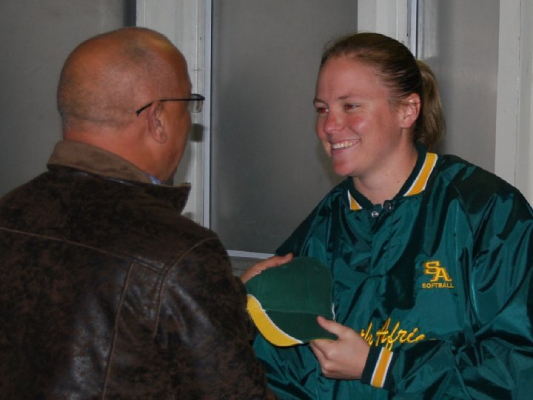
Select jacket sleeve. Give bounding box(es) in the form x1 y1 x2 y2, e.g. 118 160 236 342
156 236 275 399
363 189 533 398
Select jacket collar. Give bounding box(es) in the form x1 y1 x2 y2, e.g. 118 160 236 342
48 140 154 184
348 143 438 211
47 140 191 213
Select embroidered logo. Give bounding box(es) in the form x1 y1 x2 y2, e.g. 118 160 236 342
422 261 455 289
360 318 426 351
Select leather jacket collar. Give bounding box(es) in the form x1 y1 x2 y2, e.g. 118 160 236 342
47 140 191 213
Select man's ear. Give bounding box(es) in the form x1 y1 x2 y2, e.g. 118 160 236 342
399 93 421 129
147 102 168 144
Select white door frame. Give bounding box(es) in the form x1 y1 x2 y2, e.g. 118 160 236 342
136 0 212 226
357 0 416 51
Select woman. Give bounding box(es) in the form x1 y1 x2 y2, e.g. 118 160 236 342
250 32 533 399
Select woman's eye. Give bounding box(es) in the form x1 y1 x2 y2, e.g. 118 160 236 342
315 107 328 115
343 103 359 111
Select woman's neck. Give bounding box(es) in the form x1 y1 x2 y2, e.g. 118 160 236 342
353 145 419 205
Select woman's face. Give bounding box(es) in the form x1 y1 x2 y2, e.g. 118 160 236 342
314 56 415 182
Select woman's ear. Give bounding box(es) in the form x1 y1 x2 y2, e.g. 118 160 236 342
147 102 168 144
399 93 421 129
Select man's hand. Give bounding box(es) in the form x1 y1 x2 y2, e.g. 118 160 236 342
310 316 370 380
240 253 293 283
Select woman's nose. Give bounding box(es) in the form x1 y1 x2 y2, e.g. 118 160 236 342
322 111 342 135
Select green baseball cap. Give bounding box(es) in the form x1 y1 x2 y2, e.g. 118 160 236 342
245 257 336 347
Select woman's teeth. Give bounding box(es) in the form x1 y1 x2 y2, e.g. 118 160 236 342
331 141 355 150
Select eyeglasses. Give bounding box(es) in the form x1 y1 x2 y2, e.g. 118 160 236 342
135 94 205 116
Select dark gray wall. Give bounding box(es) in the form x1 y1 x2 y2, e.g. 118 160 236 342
210 0 357 254
0 1 133 197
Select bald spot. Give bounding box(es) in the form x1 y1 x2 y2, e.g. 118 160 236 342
57 27 185 131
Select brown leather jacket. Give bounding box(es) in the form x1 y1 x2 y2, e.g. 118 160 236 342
0 141 272 399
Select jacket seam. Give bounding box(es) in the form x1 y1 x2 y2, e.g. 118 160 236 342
101 261 135 399
152 236 220 339
0 226 160 273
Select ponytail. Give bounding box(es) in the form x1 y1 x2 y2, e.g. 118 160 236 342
414 60 445 150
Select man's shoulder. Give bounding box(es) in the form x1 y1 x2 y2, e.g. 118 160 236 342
0 169 225 272
84 178 222 268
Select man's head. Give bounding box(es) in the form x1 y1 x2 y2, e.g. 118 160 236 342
57 27 196 181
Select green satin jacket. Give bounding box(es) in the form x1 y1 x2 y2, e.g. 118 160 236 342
254 145 533 399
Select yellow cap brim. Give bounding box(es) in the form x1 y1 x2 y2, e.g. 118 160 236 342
247 295 302 347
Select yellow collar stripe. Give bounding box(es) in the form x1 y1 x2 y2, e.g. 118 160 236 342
246 295 302 347
404 152 438 197
348 191 362 211
348 152 437 210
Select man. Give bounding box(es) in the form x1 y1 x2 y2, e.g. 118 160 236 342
0 27 284 399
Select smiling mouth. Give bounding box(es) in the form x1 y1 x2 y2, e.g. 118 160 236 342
331 141 356 150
